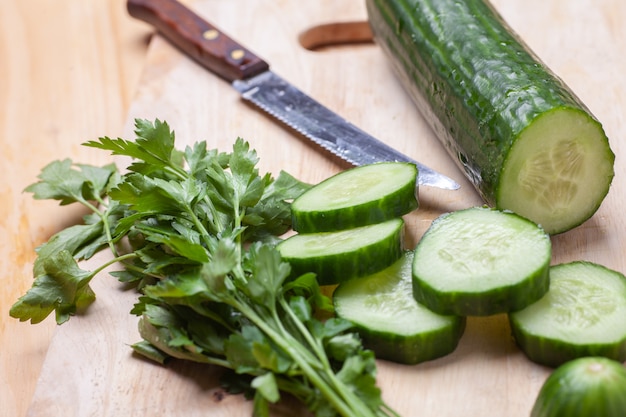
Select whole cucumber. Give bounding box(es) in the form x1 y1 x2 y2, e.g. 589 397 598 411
366 0 615 234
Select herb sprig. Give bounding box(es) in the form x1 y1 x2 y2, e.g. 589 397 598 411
11 119 399 417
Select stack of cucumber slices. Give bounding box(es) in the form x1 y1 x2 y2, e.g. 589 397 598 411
278 162 626 371
278 162 417 286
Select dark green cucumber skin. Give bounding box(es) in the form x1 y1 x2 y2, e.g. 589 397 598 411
531 357 626 417
413 265 549 317
291 163 418 233
509 261 626 368
352 317 466 365
292 192 416 233
333 251 466 364
411 208 551 316
278 220 404 286
509 320 626 368
366 0 612 206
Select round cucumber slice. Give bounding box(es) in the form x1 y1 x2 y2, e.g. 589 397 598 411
412 207 551 316
291 162 418 233
277 218 404 285
498 108 615 235
334 251 465 364
531 357 626 417
509 261 626 367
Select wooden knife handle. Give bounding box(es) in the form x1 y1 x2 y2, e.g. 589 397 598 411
127 0 270 82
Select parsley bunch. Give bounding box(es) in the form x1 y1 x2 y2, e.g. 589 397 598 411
11 119 399 417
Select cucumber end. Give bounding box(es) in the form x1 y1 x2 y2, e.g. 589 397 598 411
498 107 614 235
531 356 626 417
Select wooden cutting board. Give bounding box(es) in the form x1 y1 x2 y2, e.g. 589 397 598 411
27 0 626 416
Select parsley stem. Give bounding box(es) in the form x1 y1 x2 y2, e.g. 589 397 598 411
163 164 187 181
278 299 396 417
99 206 120 257
232 298 377 417
89 252 139 278
80 196 102 214
76 194 122 259
278 297 330 368
185 207 214 248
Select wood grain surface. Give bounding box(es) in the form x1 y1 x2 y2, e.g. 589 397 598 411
3 0 626 416
0 1 149 416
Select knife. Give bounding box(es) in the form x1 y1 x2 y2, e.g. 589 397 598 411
126 0 460 190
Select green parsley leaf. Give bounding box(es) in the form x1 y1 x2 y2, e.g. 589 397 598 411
10 250 94 324
32 221 106 276
85 119 183 177
136 307 211 364
228 138 264 207
241 243 291 307
251 372 280 404
25 159 117 205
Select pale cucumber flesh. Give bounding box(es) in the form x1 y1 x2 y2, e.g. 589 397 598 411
277 218 404 285
333 251 465 364
509 261 626 367
499 108 614 235
291 162 418 233
412 207 551 316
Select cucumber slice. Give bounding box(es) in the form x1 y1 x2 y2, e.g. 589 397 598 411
291 162 418 233
412 207 551 316
277 218 404 285
531 357 626 417
333 251 465 364
509 261 626 367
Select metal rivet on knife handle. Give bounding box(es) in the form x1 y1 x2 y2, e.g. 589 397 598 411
230 49 245 61
127 0 270 82
202 29 219 40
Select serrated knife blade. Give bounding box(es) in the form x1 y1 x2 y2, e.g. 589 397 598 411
127 0 459 190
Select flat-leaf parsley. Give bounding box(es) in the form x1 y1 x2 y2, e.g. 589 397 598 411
11 119 399 417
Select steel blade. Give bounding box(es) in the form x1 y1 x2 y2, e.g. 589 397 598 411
233 71 459 190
